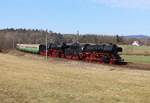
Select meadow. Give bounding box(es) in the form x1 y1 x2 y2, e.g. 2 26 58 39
120 45 150 55
119 45 150 63
122 55 150 63
0 53 150 103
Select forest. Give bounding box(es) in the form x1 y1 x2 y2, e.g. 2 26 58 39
0 28 150 51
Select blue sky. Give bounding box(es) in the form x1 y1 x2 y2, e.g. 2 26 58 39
0 0 150 35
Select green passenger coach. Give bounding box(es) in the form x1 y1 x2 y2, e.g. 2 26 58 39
16 44 40 54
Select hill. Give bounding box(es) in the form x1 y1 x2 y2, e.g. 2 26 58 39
124 35 149 39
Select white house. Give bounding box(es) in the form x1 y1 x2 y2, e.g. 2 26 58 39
132 41 141 46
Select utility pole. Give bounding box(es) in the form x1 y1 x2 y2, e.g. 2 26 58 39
45 32 48 61
145 37 148 46
76 30 79 43
12 39 15 49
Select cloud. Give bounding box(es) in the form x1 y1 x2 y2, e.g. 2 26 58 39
92 0 150 9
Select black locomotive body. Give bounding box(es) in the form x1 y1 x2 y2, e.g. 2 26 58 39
80 43 123 64
39 43 124 64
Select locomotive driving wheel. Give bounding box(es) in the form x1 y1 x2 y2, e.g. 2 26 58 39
103 55 110 64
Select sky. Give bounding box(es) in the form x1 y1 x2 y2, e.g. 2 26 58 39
0 0 150 35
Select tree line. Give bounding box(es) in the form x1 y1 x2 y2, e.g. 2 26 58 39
0 28 64 50
0 28 150 51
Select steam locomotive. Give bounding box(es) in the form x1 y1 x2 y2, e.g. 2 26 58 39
17 43 124 64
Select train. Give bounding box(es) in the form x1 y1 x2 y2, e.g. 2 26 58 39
16 43 124 64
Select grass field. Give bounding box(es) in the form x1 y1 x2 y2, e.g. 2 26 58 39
120 45 150 55
0 53 150 103
122 55 150 63
119 45 150 63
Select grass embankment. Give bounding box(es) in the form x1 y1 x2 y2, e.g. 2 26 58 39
122 55 150 64
120 45 150 63
0 53 150 103
121 45 150 55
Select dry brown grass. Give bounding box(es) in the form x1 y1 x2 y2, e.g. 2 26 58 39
0 53 150 103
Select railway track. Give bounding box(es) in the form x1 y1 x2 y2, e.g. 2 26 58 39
8 50 150 71
121 63 150 71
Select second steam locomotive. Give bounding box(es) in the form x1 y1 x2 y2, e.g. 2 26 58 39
17 43 124 64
